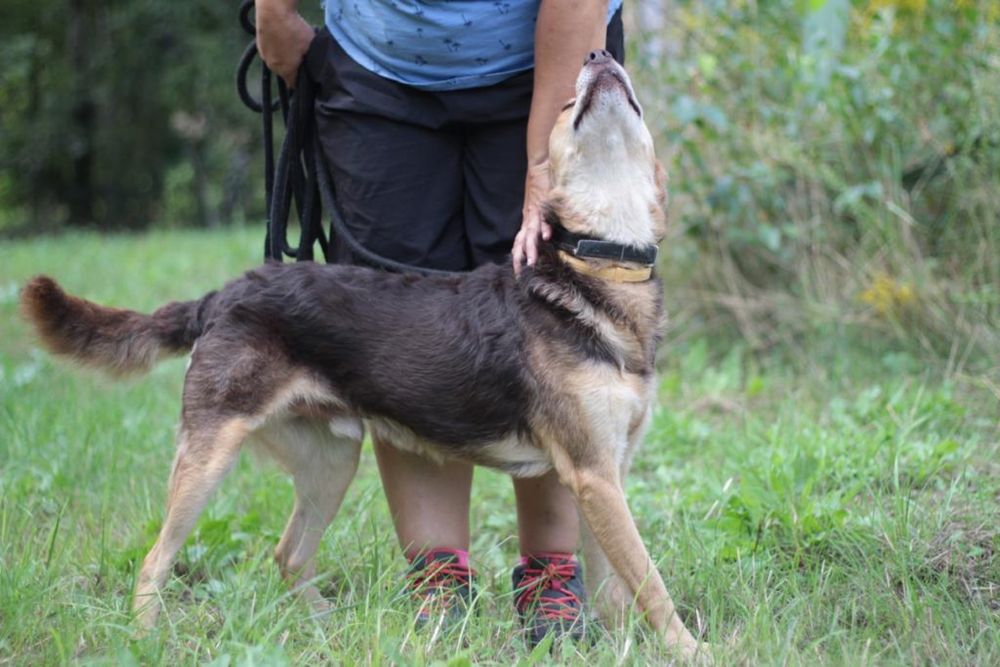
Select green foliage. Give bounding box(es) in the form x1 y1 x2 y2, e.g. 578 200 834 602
634 0 999 363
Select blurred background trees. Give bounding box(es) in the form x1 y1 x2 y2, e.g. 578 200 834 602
1 0 997 365
0 1 322 233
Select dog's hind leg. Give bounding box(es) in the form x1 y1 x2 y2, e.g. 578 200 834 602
253 417 362 613
133 417 249 629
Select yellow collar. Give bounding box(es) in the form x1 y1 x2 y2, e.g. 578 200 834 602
557 250 653 283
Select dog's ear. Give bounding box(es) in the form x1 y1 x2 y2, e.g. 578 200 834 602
651 160 669 242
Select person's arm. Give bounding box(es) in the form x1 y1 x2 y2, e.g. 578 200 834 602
255 0 315 86
512 0 609 274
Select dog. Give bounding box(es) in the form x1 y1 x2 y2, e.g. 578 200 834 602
20 51 704 656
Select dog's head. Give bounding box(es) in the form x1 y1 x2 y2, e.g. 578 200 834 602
547 52 667 245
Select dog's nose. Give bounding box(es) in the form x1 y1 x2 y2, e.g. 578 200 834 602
585 49 613 66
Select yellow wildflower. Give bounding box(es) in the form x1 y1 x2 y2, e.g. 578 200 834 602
868 0 928 13
860 273 916 316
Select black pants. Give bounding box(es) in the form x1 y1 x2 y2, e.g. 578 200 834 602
307 10 624 271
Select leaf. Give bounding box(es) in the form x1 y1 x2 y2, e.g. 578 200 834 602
517 632 554 665
697 53 718 79
802 0 851 91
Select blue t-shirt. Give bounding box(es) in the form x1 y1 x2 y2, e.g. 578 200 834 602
324 1 624 91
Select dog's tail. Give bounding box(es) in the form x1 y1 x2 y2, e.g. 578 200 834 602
20 276 215 377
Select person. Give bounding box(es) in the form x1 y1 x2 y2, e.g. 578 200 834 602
255 0 624 646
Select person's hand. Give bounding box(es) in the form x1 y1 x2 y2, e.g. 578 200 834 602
512 161 553 276
255 3 314 87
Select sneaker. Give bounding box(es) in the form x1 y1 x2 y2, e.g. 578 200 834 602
406 548 477 628
512 552 587 647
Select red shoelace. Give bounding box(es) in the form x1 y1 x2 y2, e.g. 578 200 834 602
515 560 581 621
408 559 474 610
410 561 473 590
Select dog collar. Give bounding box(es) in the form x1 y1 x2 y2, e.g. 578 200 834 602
550 223 658 265
557 250 653 282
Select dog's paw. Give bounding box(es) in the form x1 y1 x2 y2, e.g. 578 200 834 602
670 639 715 664
308 596 333 617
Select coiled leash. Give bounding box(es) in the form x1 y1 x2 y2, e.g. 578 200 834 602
235 0 457 275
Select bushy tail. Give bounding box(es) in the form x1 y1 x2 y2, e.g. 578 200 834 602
19 276 212 377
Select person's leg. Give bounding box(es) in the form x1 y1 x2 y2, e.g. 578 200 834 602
312 31 477 569
311 30 470 270
460 117 581 555
318 109 476 551
512 472 580 553
460 119 532 266
316 112 470 270
373 442 473 555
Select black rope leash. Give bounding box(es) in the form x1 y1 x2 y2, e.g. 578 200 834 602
236 0 457 275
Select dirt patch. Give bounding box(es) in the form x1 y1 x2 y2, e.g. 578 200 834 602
924 518 999 611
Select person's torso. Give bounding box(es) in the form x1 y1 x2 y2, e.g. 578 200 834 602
324 0 623 91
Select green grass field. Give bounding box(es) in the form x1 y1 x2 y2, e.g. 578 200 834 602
1 229 997 665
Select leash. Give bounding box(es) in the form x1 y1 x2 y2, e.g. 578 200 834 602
236 0 457 275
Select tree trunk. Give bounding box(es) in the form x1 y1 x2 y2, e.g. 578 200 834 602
66 0 97 226
191 139 213 227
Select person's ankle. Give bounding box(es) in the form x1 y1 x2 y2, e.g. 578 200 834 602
519 551 576 566
407 546 470 568
405 547 477 627
512 551 587 646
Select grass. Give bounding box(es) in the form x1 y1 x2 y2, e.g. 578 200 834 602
1 228 998 665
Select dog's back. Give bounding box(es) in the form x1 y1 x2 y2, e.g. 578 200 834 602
206 261 536 447
20 261 538 446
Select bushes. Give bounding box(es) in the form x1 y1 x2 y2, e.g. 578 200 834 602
632 0 999 365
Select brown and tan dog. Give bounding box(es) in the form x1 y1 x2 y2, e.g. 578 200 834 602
21 53 705 656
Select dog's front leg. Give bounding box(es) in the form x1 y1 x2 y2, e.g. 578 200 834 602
581 445 637 628
552 450 701 656
581 518 632 627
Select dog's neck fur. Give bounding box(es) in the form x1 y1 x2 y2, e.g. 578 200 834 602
542 189 661 264
553 189 656 247
527 203 665 374
551 101 663 247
